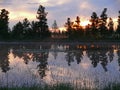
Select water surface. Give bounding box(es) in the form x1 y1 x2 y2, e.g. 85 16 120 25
0 43 120 89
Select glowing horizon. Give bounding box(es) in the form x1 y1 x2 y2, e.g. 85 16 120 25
0 0 119 29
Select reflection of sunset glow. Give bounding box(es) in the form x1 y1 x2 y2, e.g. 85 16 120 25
114 49 118 52
8 50 14 63
80 63 90 69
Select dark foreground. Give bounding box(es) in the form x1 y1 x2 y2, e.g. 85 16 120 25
1 83 120 90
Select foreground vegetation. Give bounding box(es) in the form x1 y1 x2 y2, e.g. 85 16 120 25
0 84 74 90
1 83 120 90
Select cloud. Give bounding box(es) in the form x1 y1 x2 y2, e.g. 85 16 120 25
43 0 72 7
80 1 92 10
9 10 35 20
0 0 120 28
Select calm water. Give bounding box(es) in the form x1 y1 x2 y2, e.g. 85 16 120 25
0 43 120 89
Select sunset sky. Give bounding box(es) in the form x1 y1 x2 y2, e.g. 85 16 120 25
0 0 120 29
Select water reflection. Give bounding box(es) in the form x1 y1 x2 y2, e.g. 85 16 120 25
0 43 120 89
0 45 10 73
12 44 50 79
117 50 120 71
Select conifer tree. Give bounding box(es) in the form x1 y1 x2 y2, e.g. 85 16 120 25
65 18 73 38
116 11 120 36
0 9 9 39
36 5 50 38
22 18 30 38
99 8 108 38
12 21 24 39
75 16 81 29
52 20 58 33
108 17 114 37
90 12 99 38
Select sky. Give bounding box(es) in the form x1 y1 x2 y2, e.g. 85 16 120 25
0 0 120 29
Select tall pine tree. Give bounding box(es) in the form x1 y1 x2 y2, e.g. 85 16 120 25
0 9 9 39
36 5 51 38
116 11 120 36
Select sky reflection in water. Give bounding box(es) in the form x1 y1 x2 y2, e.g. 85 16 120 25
0 43 120 89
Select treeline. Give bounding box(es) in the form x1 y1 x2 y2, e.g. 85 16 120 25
0 5 51 40
65 8 120 40
0 5 120 40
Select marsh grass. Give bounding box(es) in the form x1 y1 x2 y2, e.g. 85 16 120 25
0 83 74 90
103 83 120 90
1 83 120 90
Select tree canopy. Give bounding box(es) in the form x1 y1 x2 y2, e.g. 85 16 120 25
0 6 120 41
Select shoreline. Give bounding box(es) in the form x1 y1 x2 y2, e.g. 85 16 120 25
0 40 120 45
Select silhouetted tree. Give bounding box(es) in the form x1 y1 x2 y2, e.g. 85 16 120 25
74 16 81 29
0 9 10 39
22 18 31 38
99 8 108 38
30 21 38 38
12 18 31 39
36 5 51 38
65 18 73 38
108 17 114 37
116 11 120 38
12 21 24 39
52 20 58 33
73 16 84 38
90 12 99 38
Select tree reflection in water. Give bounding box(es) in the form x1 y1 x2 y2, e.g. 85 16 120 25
87 47 110 72
0 43 118 77
65 45 115 72
117 50 120 71
108 49 114 62
32 51 49 79
12 44 50 79
65 45 83 66
0 45 10 73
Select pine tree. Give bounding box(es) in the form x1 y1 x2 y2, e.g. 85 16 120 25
52 20 58 33
65 18 73 38
99 8 108 38
36 5 50 38
22 18 31 38
108 17 114 37
90 12 99 38
12 21 24 39
0 9 9 39
75 16 81 29
116 11 120 36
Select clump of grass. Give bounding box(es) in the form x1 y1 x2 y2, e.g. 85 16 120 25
103 83 120 90
49 83 74 90
3 82 120 90
0 83 74 90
